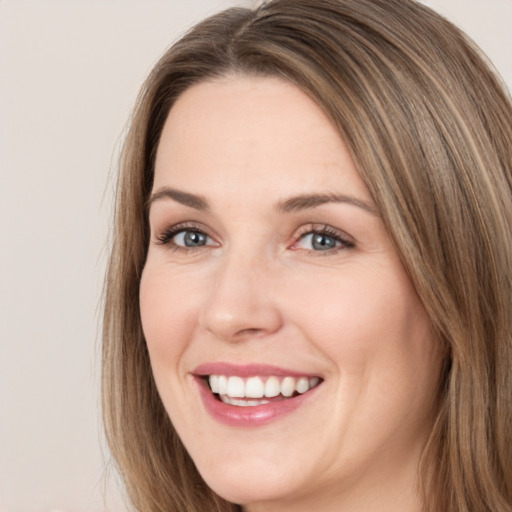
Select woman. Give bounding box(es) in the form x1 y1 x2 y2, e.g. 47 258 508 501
102 0 512 510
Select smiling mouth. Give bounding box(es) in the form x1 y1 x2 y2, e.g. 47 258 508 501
206 374 322 407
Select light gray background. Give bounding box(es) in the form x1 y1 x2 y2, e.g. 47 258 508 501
1 1 510 511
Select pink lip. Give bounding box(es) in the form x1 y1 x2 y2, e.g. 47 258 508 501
192 363 322 428
193 362 316 378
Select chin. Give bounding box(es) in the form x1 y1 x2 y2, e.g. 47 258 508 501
193 449 304 507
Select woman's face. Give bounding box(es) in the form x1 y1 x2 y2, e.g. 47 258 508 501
140 76 442 511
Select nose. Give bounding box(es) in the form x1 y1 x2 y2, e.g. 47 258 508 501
200 252 283 342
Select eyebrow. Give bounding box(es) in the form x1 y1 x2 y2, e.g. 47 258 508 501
275 193 378 215
148 187 209 211
148 187 378 216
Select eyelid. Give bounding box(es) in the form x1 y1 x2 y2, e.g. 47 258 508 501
290 223 355 253
153 221 218 248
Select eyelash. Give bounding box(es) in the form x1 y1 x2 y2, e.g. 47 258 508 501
293 224 355 255
155 222 214 250
154 222 355 255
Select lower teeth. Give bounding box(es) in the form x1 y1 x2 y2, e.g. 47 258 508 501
219 396 271 407
218 393 296 406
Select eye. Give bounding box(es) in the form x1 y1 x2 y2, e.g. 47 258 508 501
291 225 355 253
155 224 217 250
300 232 339 251
174 230 210 247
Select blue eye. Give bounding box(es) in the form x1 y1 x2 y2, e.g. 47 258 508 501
156 226 216 249
173 230 210 247
299 232 340 251
294 227 354 253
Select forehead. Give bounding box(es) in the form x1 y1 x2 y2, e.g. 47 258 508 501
153 75 372 204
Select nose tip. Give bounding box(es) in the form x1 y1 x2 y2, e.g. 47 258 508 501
200 259 283 342
204 308 282 342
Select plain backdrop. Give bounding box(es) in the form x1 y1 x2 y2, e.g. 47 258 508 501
0 1 510 511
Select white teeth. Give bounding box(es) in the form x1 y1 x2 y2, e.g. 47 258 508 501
309 377 320 388
217 375 228 395
245 376 265 398
208 374 321 400
281 376 295 397
226 376 245 398
296 377 309 394
220 396 271 407
209 375 219 393
264 376 280 398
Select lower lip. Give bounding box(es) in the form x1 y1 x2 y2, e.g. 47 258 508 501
195 377 320 427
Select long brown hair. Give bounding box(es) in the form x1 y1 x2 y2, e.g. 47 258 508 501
102 1 512 510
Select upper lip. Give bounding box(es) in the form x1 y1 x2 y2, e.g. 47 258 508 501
193 362 321 378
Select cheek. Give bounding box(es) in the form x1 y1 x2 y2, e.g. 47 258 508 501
286 266 406 352
139 266 198 373
285 262 437 387
291 264 440 440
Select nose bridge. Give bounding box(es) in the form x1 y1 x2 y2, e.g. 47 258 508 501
200 242 282 341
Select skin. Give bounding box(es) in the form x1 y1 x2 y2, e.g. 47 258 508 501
140 75 443 512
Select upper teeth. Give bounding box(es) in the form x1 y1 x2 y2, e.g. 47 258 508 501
208 375 320 398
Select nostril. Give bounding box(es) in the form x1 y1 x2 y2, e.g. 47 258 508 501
235 327 265 338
